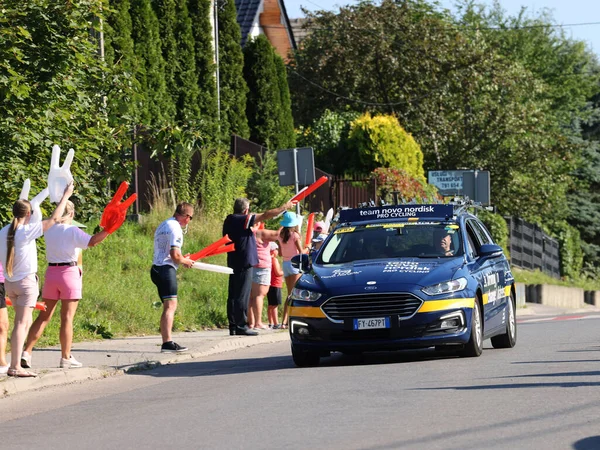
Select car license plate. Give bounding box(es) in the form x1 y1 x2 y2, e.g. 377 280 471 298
353 317 391 330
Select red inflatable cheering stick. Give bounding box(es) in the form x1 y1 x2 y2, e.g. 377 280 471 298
100 181 138 234
290 176 328 204
6 298 47 311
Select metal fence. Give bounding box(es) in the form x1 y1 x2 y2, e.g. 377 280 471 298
505 216 560 279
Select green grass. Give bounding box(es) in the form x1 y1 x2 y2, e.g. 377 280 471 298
512 267 600 291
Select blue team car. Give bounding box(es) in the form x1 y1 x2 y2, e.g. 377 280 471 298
288 203 517 367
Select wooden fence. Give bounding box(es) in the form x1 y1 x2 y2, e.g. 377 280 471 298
505 216 560 279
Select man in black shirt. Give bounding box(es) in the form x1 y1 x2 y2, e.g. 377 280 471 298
223 198 293 335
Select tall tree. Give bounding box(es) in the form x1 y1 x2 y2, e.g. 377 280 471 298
217 0 249 140
243 35 281 149
0 0 132 221
105 0 141 127
274 55 296 149
130 0 174 127
187 0 218 139
289 0 582 224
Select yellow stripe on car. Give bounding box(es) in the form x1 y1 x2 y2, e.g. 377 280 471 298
418 298 475 313
289 306 327 319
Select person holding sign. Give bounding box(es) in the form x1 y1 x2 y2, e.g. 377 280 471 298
0 182 73 378
223 198 293 336
150 202 195 353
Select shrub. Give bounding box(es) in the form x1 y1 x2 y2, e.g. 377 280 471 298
478 209 509 256
346 113 425 178
373 167 439 204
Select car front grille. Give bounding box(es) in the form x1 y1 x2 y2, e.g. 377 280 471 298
322 293 423 322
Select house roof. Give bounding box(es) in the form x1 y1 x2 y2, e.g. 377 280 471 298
235 0 262 47
289 17 310 45
235 0 297 51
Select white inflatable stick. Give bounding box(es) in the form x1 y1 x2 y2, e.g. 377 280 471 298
48 144 74 203
19 179 49 223
192 261 233 274
324 208 334 234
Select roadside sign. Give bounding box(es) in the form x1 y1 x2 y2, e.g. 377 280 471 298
428 170 491 204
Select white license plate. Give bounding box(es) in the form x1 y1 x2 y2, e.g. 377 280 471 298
353 317 391 330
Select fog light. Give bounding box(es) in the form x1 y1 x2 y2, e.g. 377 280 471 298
440 318 461 329
291 320 309 334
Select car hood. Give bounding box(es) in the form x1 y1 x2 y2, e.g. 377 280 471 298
305 257 464 293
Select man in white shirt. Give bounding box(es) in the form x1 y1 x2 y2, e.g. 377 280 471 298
150 202 195 353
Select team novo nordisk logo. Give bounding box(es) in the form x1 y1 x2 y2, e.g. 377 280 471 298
339 205 453 222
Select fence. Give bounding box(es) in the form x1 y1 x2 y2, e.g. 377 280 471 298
505 216 560 279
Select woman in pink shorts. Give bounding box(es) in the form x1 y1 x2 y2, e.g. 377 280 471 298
21 200 109 370
0 182 73 377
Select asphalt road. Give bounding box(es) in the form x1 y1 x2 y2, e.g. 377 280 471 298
2 314 600 450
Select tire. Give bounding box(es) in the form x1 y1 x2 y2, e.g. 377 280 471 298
491 290 517 349
291 344 320 367
460 299 483 357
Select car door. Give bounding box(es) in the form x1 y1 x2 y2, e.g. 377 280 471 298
464 218 504 335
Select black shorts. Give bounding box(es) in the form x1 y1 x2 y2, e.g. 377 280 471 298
0 282 5 309
150 265 178 301
267 286 282 306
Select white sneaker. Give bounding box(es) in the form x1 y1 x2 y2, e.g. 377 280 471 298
21 351 32 368
0 365 8 375
60 355 83 369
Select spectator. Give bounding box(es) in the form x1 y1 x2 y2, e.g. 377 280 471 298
267 242 284 329
223 198 293 336
150 202 195 353
278 212 305 329
0 263 7 375
0 182 73 377
21 201 110 369
248 228 278 330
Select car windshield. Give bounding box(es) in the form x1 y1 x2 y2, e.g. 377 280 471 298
317 222 463 264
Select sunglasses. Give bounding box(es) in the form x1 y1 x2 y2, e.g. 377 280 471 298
186 214 193 220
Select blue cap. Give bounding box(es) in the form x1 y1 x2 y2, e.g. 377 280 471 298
280 211 300 228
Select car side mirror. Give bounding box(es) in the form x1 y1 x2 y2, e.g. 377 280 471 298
291 254 311 272
479 244 503 258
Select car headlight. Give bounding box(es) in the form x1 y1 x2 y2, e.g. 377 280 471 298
422 277 468 296
290 287 322 302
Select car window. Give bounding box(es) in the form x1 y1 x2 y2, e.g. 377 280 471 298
473 219 494 245
318 222 463 264
465 221 482 256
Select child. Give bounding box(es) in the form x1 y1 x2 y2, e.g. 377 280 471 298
278 211 304 328
267 242 284 329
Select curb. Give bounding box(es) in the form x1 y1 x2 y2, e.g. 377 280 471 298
1 332 290 398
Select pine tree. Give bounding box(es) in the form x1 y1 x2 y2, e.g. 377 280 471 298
105 0 140 125
130 0 175 127
188 0 219 140
217 0 250 140
274 55 296 149
155 0 201 125
174 0 201 124
243 35 281 149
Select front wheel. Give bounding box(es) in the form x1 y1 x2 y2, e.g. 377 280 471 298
291 344 320 367
460 300 483 357
491 290 517 349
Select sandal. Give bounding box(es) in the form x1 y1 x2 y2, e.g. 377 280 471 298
7 368 37 378
281 323 288 329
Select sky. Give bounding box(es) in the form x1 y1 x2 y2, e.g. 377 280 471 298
283 0 600 55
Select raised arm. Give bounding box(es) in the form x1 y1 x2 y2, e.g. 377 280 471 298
42 182 74 232
254 201 294 224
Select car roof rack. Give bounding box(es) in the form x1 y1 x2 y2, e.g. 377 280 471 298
449 197 494 217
